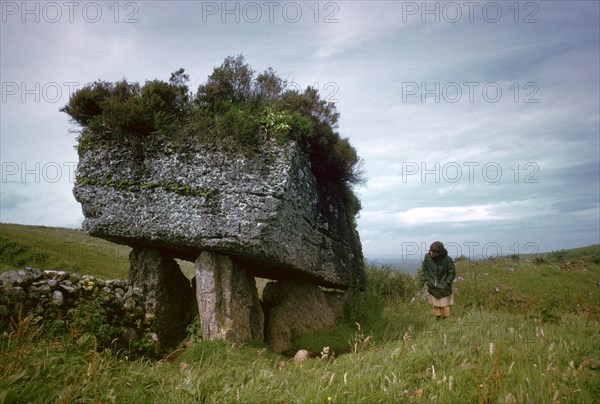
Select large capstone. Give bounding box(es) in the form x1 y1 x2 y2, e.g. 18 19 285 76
74 136 365 289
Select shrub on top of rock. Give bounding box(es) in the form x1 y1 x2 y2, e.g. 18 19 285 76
61 55 364 221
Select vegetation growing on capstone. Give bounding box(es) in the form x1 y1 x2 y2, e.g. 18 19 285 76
61 55 364 220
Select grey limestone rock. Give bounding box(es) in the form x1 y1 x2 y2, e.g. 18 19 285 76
74 136 365 290
51 290 64 306
128 248 197 349
263 279 337 354
195 251 264 343
17 267 44 285
0 270 19 286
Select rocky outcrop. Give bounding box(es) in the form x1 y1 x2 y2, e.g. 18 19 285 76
74 136 365 290
195 251 263 343
262 279 337 354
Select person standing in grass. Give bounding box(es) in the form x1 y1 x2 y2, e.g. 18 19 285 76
420 241 456 319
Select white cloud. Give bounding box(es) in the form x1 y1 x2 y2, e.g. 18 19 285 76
363 202 518 226
310 1 407 59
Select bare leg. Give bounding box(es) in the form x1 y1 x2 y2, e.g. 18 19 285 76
434 307 442 318
443 306 451 318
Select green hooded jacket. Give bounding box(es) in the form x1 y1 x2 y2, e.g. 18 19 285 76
419 250 456 298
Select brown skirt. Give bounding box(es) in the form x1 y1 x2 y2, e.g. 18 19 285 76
427 294 454 307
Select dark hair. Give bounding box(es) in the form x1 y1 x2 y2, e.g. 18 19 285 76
430 241 444 253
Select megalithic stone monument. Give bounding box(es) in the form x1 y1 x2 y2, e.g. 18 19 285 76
74 134 365 349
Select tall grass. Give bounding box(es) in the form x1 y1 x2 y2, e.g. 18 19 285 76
3 303 598 403
1 229 599 403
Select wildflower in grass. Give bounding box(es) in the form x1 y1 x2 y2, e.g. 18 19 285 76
82 276 96 292
145 312 156 323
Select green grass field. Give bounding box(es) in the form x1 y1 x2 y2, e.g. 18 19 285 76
0 223 198 280
1 224 599 403
0 223 131 278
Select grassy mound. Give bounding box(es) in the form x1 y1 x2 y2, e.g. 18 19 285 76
0 223 130 278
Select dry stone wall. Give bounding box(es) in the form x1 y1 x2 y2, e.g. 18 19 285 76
0 267 129 314
0 267 147 339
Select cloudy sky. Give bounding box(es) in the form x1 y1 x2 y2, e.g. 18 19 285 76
1 0 599 261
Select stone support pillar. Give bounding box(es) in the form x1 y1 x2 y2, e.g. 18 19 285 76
195 251 264 343
129 248 195 349
262 279 336 353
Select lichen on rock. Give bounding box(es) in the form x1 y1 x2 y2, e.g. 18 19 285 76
74 134 365 289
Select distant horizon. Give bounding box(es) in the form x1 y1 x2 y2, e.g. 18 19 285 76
368 243 600 262
2 221 597 268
